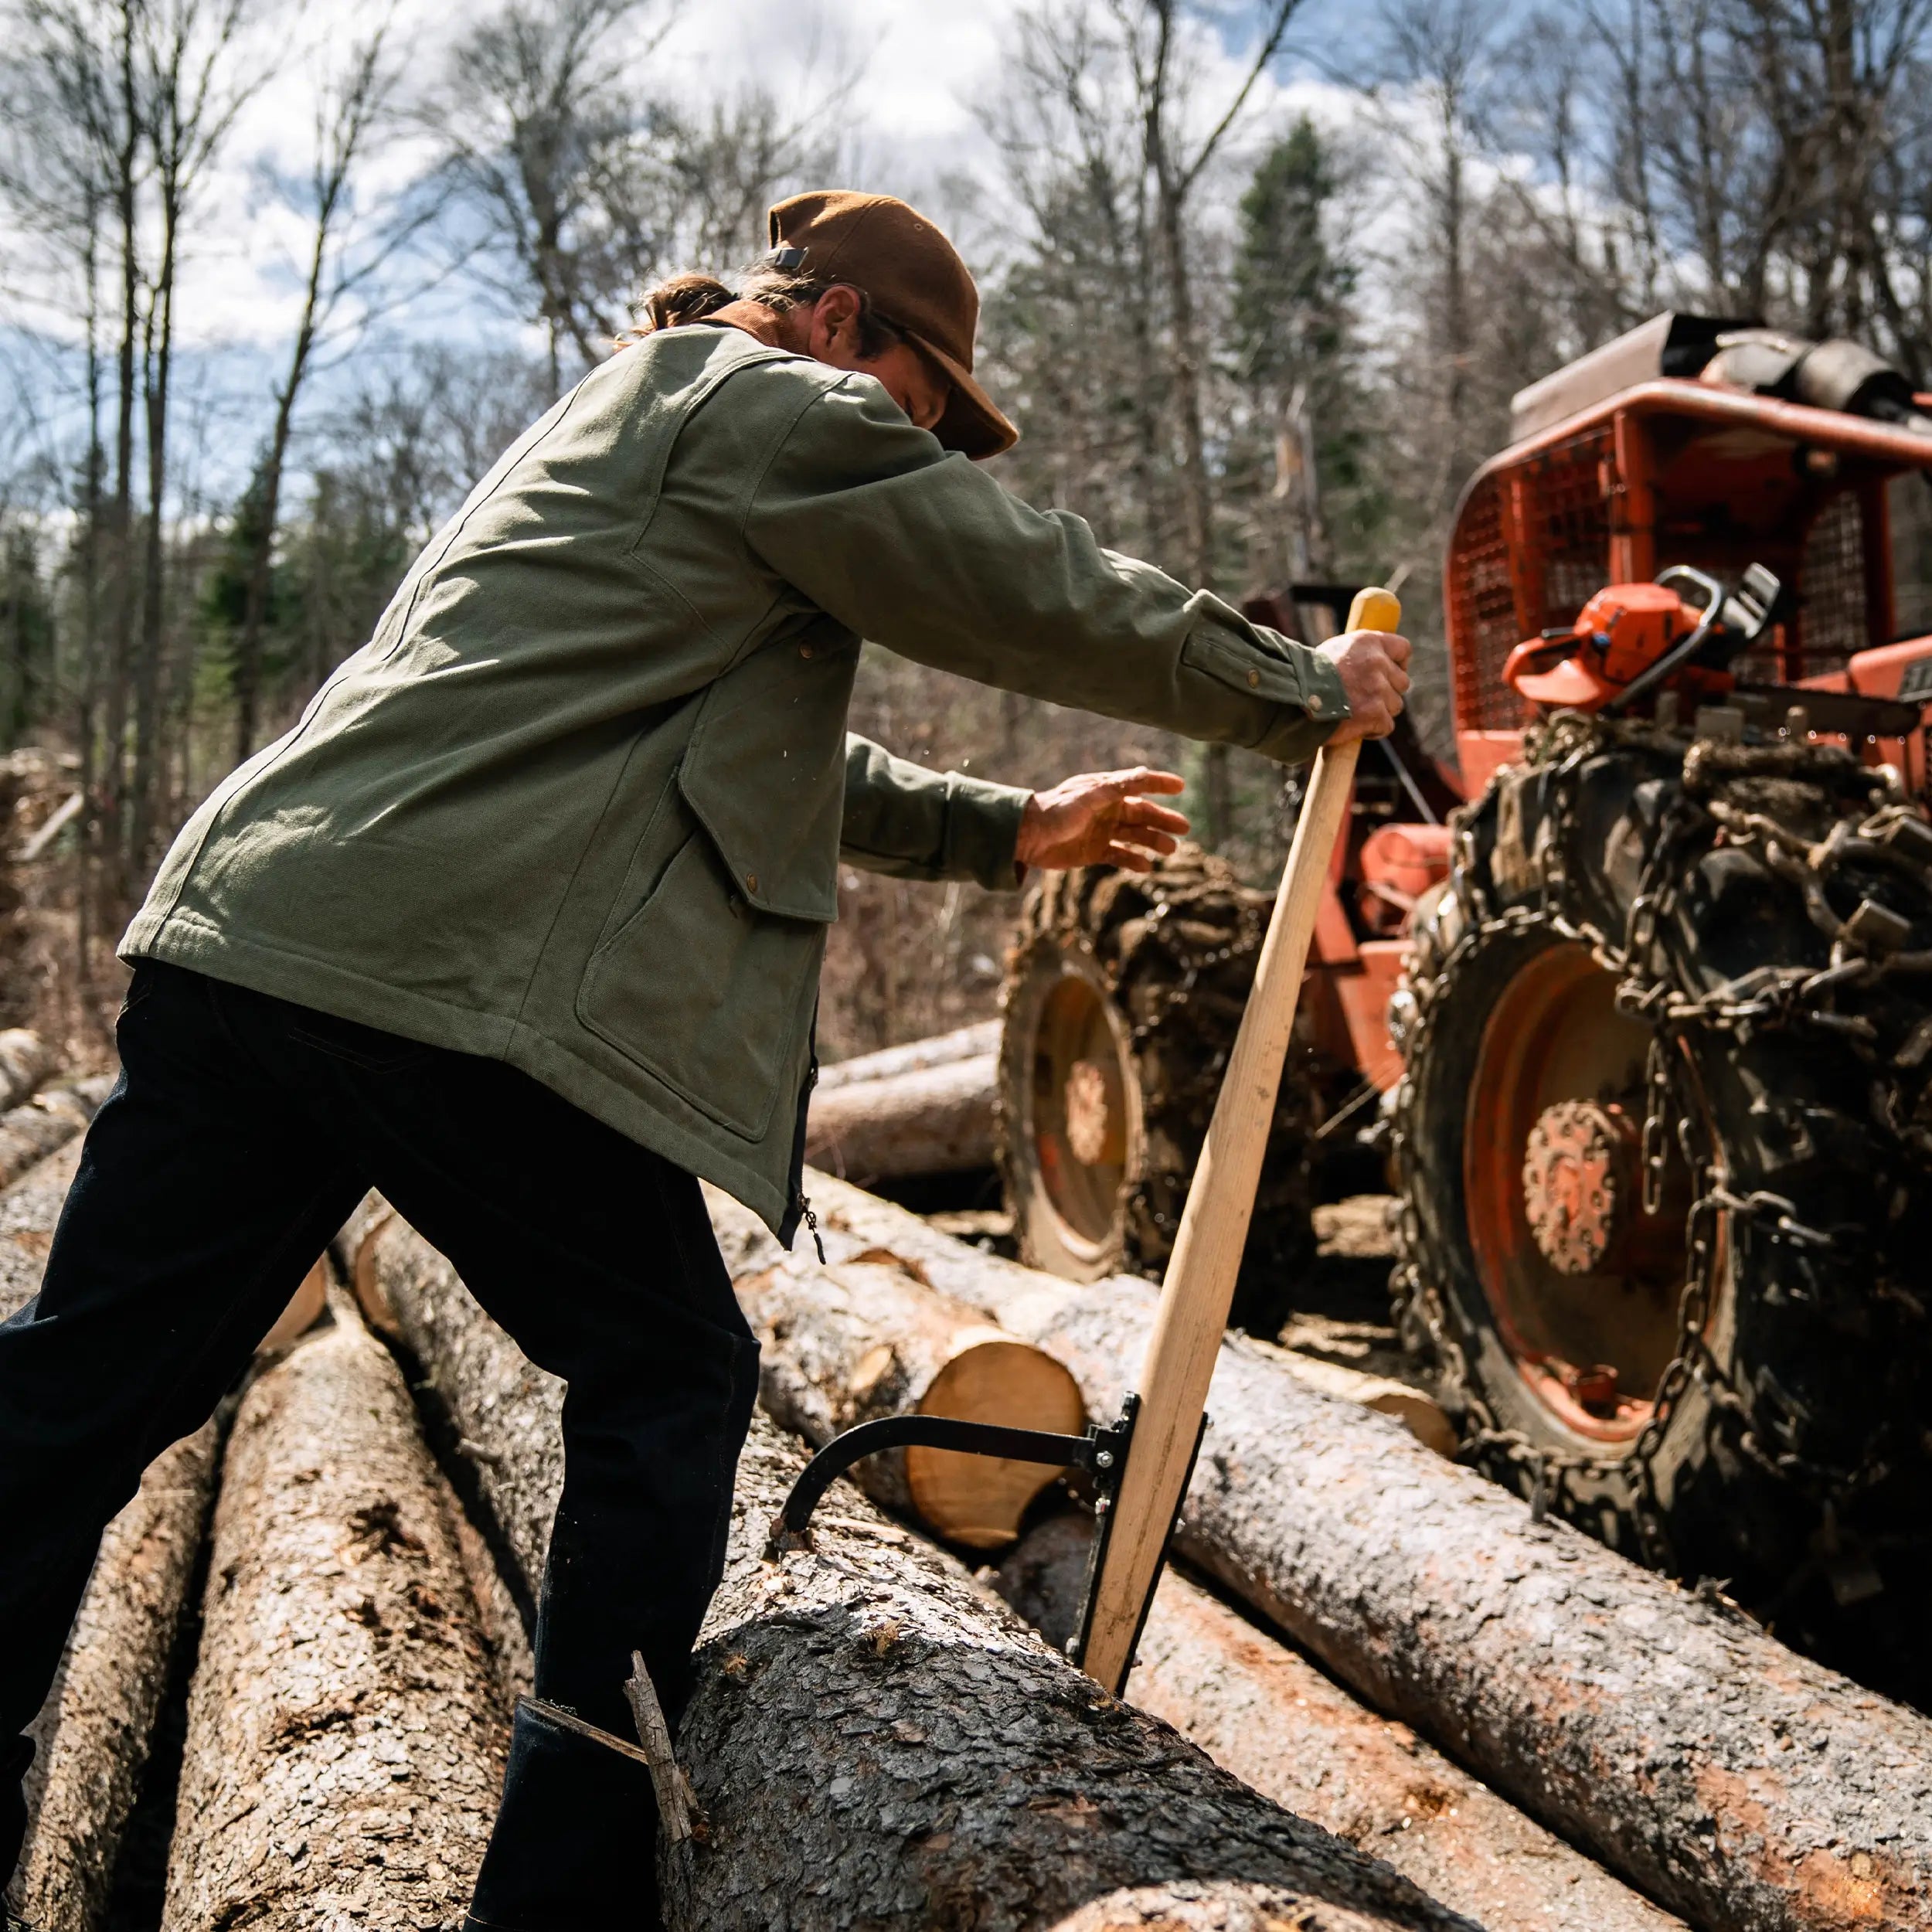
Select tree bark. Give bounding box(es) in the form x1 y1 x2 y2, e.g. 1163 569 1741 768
763 1174 1932 1932
162 1307 509 1930
10 1422 220 1932
739 1243 1084 1546
996 1513 1684 1932
668 1416 1477 1931
0 1030 57 1114
0 1074 112 1196
0 1141 85 1312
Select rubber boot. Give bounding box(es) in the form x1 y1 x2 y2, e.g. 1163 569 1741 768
465 1699 661 1931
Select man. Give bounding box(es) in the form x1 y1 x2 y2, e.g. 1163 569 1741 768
0 190 1408 1927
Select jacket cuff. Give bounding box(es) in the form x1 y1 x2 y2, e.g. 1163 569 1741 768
940 774 1032 890
1253 648 1349 764
1179 614 1349 765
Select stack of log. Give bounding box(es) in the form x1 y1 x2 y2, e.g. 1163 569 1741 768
805 1019 998 1185
9 1071 1931 1930
764 1173 1932 1932
344 1209 1477 1930
342 1180 1932 1932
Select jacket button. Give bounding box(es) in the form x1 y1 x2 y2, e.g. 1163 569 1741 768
800 645 815 659
1247 668 1260 688
746 873 758 892
1309 695 1325 714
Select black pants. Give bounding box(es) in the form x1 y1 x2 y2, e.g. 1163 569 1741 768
0 960 760 1923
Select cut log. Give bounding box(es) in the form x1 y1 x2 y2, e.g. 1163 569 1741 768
719 1172 1455 1458
667 1415 1477 1930
0 1030 55 1114
815 1019 1001 1090
162 1304 508 1930
740 1243 1084 1546
805 1051 997 1182
10 1423 220 1932
0 1073 113 1197
2 1141 220 1932
743 1177 1932 1932
997 1513 1683 1932
345 1207 564 1594
0 1141 84 1312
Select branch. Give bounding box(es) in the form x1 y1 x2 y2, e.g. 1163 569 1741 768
1181 0 1304 193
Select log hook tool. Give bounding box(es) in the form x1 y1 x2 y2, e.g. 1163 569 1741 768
774 587 1402 1696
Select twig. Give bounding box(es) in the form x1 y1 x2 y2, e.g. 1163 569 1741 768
625 1649 707 1845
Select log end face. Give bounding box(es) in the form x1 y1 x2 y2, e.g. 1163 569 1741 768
909 1338 1086 1548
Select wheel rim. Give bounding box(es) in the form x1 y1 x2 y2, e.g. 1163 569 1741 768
1007 943 1142 1274
1462 941 1715 1444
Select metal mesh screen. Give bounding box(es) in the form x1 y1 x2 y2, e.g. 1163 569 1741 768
1794 489 1866 675
1448 429 1613 733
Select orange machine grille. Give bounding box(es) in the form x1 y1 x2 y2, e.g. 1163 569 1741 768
1794 488 1866 675
1448 430 1612 733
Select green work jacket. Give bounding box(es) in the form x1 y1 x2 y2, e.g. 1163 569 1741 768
123 325 1347 1234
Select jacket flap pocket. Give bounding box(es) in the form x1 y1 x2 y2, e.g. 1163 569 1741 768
676 627 858 923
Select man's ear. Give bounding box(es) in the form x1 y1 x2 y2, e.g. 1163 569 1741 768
810 284 864 357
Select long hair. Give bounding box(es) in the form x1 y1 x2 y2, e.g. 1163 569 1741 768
628 261 900 357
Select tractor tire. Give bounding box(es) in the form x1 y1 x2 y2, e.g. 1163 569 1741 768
997 844 1320 1335
1390 716 1932 1703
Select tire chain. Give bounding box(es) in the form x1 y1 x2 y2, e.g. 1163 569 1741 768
1099 880 1270 1247
1388 711 1932 1576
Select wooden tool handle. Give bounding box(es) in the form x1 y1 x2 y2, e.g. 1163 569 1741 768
1078 586 1402 1694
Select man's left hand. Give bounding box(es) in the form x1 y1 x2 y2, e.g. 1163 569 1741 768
1015 767 1190 874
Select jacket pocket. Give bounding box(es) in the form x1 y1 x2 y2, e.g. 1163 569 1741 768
575 815 829 1143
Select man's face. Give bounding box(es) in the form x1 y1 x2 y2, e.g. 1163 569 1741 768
797 287 950 434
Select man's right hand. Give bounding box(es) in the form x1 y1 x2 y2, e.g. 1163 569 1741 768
1318 629 1412 743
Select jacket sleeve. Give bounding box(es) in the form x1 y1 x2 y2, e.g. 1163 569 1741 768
839 735 1030 889
743 376 1349 765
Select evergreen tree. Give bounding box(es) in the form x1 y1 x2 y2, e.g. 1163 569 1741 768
1228 118 1380 585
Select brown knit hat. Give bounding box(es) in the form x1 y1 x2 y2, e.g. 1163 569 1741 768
766 189 1018 459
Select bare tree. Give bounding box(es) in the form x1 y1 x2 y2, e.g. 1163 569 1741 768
230 18 410 761
1112 0 1302 845
427 0 849 393
129 0 253 866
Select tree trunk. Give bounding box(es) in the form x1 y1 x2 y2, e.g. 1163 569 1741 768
765 1173 1932 1932
740 1243 1083 1547
0 1031 57 1114
342 1208 1476 1931
343 1206 564 1594
0 1075 114 1197
10 1421 220 1932
667 1415 1475 1931
995 1514 1684 1932
0 1134 218 1932
805 1052 998 1184
162 1308 509 1930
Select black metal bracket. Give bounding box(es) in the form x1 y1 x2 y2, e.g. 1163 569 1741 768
767 1391 1206 1696
1065 1400 1206 1695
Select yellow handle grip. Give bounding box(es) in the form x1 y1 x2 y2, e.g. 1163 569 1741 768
1346 586 1403 634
